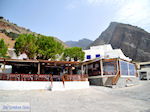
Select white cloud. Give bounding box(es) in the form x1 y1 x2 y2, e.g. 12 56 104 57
65 0 150 31
113 0 150 31
86 0 150 31
86 0 126 6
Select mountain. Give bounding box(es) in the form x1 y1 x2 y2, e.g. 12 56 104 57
65 38 93 49
0 17 68 48
88 22 150 62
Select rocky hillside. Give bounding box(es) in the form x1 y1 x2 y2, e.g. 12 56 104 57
0 17 68 48
88 22 150 62
65 38 93 49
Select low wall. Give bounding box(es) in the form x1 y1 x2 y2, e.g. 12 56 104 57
88 76 139 88
0 81 89 91
88 77 114 86
89 78 103 86
64 81 89 90
0 81 51 90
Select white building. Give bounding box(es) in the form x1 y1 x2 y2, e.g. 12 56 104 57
83 44 131 61
7 48 18 59
8 48 28 59
137 62 150 80
0 64 12 73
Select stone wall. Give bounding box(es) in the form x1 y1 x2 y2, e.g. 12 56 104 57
88 76 139 88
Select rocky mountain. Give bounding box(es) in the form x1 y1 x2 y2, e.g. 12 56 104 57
88 22 150 62
0 17 68 48
65 38 93 49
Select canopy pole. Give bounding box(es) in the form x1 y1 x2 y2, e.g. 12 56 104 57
100 59 103 76
2 59 6 72
37 63 40 74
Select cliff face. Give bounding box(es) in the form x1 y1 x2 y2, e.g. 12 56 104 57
88 22 150 62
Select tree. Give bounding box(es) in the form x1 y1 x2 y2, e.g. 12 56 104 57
63 47 85 61
14 34 65 60
14 34 38 59
36 35 64 60
0 39 8 58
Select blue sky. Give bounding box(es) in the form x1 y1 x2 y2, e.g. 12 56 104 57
0 0 150 41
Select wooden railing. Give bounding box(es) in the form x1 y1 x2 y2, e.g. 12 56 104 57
0 73 51 81
63 74 88 81
112 70 120 85
0 73 88 82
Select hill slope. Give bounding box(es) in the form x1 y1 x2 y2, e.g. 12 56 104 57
0 17 68 48
65 38 93 49
88 22 150 62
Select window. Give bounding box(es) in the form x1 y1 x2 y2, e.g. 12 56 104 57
129 63 136 76
120 61 128 76
96 54 100 58
120 60 136 76
86 55 91 59
103 60 117 75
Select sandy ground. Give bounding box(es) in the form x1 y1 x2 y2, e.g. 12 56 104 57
0 81 150 112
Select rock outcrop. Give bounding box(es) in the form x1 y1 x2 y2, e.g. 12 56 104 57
88 22 150 62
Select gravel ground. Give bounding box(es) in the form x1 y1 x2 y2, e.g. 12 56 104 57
0 81 150 112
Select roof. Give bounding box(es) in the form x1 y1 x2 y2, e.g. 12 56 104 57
5 59 39 63
38 60 80 65
137 61 150 65
0 58 80 65
81 57 132 65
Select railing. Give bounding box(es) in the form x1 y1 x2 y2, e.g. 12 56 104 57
0 73 51 81
0 73 88 82
63 74 88 81
112 70 120 85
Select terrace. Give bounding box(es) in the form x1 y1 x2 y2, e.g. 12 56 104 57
81 58 137 86
0 58 88 81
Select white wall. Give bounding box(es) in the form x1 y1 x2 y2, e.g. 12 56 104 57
0 65 12 73
105 49 131 61
0 81 51 90
83 49 105 61
83 44 132 61
0 81 89 91
84 44 112 61
64 81 89 90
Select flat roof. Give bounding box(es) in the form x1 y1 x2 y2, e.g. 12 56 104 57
137 61 150 65
38 60 79 64
5 59 39 63
81 58 132 65
0 58 80 65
